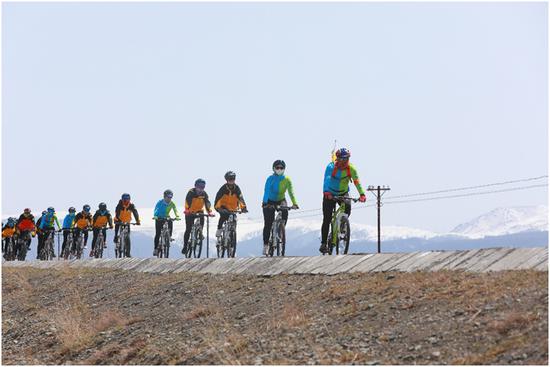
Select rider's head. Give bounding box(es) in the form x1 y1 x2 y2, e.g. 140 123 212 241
47 207 55 214
194 179 206 194
121 193 131 205
41 210 47 216
6 217 16 227
83 205 91 214
272 160 286 176
23 208 31 217
224 171 236 185
335 148 350 169
163 189 173 203
68 207 76 214
98 203 107 214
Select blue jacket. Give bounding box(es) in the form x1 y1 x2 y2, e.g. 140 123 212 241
40 212 61 230
62 213 76 229
154 199 179 219
262 174 298 205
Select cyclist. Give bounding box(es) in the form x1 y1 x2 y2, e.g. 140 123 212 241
182 179 213 255
214 171 248 239
153 189 180 256
320 148 366 254
90 203 113 257
114 193 141 247
262 160 299 256
2 217 17 256
39 207 62 258
74 205 93 250
61 207 76 257
16 208 36 251
35 210 47 259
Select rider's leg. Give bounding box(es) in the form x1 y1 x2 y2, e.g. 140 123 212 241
83 229 89 248
183 215 194 250
62 230 69 254
114 223 120 243
262 205 275 255
91 228 99 256
153 219 163 256
102 228 107 247
216 212 229 237
320 198 336 252
36 232 43 259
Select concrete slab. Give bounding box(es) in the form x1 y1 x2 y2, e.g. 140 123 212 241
485 248 546 272
392 252 441 272
328 254 376 274
240 258 280 275
427 250 473 271
262 257 303 275
466 248 517 272
186 258 217 273
313 256 355 275
377 252 421 272
280 257 313 274
515 248 548 270
453 248 507 271
289 256 331 274
350 253 400 273
227 258 259 275
199 258 234 274
534 260 548 271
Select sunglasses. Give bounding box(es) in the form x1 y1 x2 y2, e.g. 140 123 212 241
274 166 284 170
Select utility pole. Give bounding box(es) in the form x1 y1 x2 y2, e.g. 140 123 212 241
367 185 391 253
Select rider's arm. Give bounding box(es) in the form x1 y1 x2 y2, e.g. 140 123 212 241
285 177 298 206
131 204 140 223
323 162 334 194
236 185 247 209
262 176 271 204
214 186 224 210
107 213 114 228
170 201 180 218
185 191 194 212
114 203 122 222
204 193 212 213
92 212 99 227
349 164 366 196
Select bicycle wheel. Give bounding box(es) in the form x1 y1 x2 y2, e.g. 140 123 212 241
125 233 131 258
328 227 336 255
193 226 202 258
338 217 351 255
227 230 236 258
5 238 15 261
276 222 286 257
217 237 225 258
75 236 83 259
161 231 170 258
95 236 104 258
17 237 28 261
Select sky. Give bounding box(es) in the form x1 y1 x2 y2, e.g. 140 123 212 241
2 2 548 233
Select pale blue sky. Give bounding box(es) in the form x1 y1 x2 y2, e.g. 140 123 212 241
3 2 547 232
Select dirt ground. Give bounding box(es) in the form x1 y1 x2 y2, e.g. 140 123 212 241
2 267 547 365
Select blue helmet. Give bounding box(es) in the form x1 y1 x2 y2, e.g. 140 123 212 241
83 205 91 213
122 193 131 200
335 148 351 160
195 179 206 189
47 207 55 213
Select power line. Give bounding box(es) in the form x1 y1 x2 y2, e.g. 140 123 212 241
383 184 548 205
384 175 548 200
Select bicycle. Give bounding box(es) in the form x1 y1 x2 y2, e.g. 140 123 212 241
91 227 110 259
216 210 242 258
265 205 295 257
16 230 33 261
39 229 58 261
115 222 137 258
156 218 179 258
3 236 17 261
185 213 214 259
72 227 90 259
60 228 76 260
327 196 359 255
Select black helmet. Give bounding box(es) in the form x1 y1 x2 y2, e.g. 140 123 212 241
164 189 173 198
194 179 206 189
83 204 91 213
47 207 55 213
41 210 47 215
99 202 107 210
272 160 286 169
121 193 131 200
224 171 236 181
68 207 76 213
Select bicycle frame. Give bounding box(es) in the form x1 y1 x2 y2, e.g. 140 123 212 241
218 211 239 258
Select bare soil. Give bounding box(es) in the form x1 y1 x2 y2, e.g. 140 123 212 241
2 267 547 365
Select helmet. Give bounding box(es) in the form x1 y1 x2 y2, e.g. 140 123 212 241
7 217 16 225
41 210 47 215
99 202 107 210
272 160 286 169
224 171 236 181
121 193 131 200
163 189 173 198
68 207 76 213
335 148 351 160
83 205 91 213
24 208 31 214
194 179 206 189
47 207 55 213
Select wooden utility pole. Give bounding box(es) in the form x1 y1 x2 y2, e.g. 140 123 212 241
367 185 391 253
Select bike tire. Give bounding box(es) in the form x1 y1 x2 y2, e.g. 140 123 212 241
227 230 236 258
339 217 351 255
277 222 286 257
125 234 131 258
193 225 203 258
95 236 104 259
328 228 335 255
5 238 15 261
160 231 170 258
75 236 83 259
17 237 28 261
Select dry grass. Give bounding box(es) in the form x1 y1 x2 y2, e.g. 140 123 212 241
488 312 539 335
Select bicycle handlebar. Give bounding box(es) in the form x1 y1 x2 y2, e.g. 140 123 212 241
152 217 181 221
332 196 360 203
263 204 296 211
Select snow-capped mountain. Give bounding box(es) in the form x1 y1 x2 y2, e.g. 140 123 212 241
451 206 548 238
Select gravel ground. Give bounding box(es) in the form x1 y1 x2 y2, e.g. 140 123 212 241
2 267 547 365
